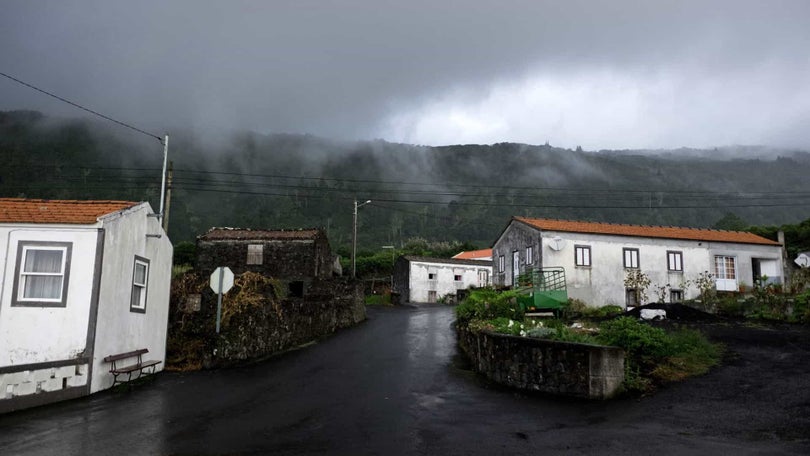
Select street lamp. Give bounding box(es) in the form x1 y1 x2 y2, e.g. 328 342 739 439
382 245 394 289
352 199 372 278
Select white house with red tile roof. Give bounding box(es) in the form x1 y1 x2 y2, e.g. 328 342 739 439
492 216 784 308
0 198 172 413
451 249 493 262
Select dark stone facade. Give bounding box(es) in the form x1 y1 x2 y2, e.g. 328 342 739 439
168 227 364 369
492 219 544 287
212 278 365 365
196 228 333 282
456 324 624 399
168 274 365 369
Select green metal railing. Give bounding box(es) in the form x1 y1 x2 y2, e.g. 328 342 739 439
516 266 568 311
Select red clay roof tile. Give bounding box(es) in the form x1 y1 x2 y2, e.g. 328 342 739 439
0 198 140 224
514 216 781 246
452 249 493 260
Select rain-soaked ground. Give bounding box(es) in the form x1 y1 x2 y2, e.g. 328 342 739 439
1 304 808 455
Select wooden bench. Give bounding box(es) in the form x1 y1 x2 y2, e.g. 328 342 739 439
103 349 162 385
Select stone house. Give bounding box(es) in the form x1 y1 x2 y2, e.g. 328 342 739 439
196 228 333 296
492 216 784 307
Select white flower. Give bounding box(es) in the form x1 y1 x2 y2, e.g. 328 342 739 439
508 320 514 327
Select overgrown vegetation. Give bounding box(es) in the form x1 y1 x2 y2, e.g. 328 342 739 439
456 288 723 394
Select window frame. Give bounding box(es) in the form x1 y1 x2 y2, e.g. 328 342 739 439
246 243 264 265
714 255 737 280
670 289 684 303
667 250 683 272
454 274 462 282
12 241 72 308
525 245 533 265
130 256 150 313
574 245 591 267
623 248 639 269
498 255 505 273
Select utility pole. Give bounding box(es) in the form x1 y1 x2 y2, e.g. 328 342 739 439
162 161 173 233
158 134 169 229
352 199 371 278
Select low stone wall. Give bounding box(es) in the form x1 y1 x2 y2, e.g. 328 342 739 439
456 325 625 399
168 273 365 369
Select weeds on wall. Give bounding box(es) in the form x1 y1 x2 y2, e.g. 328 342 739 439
456 289 722 394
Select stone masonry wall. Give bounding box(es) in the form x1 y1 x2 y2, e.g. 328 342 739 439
168 274 365 369
196 238 332 281
456 324 624 399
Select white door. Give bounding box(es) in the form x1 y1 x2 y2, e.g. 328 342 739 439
714 255 738 291
478 269 489 287
512 251 520 286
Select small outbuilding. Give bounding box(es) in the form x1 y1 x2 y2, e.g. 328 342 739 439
393 256 492 303
196 227 334 297
0 198 173 413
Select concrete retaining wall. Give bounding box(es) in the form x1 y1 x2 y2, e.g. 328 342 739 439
457 325 625 399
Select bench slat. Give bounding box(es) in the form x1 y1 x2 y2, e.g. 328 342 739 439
104 349 149 363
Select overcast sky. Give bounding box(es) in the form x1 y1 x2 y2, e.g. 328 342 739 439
2 0 809 150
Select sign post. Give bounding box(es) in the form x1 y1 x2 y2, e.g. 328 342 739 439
209 266 234 333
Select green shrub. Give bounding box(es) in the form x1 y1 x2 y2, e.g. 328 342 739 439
597 317 674 362
456 288 523 322
597 317 722 393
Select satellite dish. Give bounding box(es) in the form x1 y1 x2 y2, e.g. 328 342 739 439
796 253 810 269
549 236 566 251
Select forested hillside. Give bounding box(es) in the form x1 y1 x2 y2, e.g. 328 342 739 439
2 110 809 253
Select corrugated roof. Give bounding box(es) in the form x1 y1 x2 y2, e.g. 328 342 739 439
403 255 492 267
514 216 781 246
0 198 141 224
452 249 493 260
199 227 323 241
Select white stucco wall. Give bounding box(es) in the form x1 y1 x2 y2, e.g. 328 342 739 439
408 260 492 303
90 203 172 393
541 230 783 308
0 225 100 367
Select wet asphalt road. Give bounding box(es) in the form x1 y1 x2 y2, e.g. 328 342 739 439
0 304 808 455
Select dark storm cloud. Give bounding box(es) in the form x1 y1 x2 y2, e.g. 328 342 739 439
1 0 809 149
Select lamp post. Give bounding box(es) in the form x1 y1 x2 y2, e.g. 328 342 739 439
382 245 394 289
352 199 372 278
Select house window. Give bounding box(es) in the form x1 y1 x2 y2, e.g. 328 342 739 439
428 273 437 280
525 246 533 265
714 256 736 280
667 251 683 272
625 288 639 307
12 242 72 307
454 274 462 281
714 255 738 291
575 245 591 267
498 255 505 273
670 289 683 302
623 248 639 269
130 257 150 313
246 244 263 265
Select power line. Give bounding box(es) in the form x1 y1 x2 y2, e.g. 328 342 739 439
17 164 810 198
0 71 163 142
